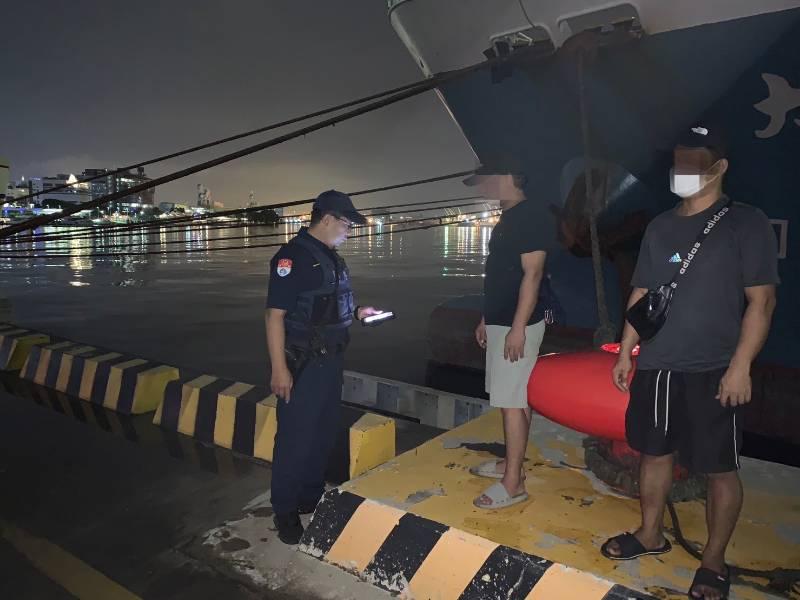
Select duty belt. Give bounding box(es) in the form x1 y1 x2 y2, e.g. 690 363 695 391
284 338 347 381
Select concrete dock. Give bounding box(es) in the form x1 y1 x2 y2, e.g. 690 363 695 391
291 410 800 599
2 327 798 599
0 383 403 599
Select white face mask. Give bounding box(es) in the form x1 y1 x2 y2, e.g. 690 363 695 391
669 161 721 198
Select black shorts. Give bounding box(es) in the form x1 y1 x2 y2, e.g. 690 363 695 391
626 368 742 473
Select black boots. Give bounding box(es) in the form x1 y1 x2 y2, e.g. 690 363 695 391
298 501 318 516
274 511 304 545
274 500 319 544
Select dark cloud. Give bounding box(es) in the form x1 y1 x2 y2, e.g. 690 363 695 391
2 0 475 209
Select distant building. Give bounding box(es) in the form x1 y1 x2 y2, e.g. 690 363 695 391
158 202 191 214
13 165 154 213
81 166 155 212
6 178 33 202
0 157 8 201
197 184 211 208
81 169 116 203
248 193 279 216
30 173 91 207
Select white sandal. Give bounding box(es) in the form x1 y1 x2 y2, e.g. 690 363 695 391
469 460 526 480
473 482 529 510
469 459 505 479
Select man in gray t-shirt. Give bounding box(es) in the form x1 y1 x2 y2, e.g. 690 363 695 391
631 197 778 373
600 125 779 600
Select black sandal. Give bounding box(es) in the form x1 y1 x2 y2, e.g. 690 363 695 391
688 567 730 599
600 532 672 561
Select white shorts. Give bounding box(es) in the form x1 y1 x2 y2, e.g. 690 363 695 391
485 321 546 409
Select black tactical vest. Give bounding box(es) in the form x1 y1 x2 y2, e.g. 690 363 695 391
283 235 354 346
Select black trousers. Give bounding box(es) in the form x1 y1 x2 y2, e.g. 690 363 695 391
270 351 343 515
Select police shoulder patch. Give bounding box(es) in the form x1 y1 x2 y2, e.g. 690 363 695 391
277 258 293 277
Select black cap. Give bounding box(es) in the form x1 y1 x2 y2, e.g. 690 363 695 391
675 124 727 158
313 190 367 224
463 153 528 186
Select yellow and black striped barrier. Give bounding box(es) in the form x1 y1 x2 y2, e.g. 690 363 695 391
6 324 397 480
21 341 180 414
153 375 277 459
349 412 396 479
300 489 655 600
0 323 50 371
154 375 396 479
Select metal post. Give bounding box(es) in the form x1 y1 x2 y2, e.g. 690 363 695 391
577 50 616 346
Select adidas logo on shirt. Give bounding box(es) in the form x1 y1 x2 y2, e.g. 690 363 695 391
669 252 682 263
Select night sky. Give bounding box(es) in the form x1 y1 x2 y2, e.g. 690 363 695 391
2 1 475 210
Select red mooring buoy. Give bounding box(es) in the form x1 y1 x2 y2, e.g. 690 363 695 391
527 344 639 441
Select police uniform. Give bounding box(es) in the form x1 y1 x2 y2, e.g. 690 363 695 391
266 190 364 541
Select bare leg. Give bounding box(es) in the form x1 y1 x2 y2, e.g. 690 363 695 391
500 407 530 495
607 453 672 555
690 471 742 600
489 408 530 476
475 407 530 505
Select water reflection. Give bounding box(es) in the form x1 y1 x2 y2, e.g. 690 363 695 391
68 234 91 273
0 221 495 391
111 279 143 288
0 221 492 288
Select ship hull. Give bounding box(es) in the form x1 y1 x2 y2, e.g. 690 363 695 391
400 3 800 443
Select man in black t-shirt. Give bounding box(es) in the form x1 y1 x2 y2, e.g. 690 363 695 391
462 157 555 511
602 126 779 600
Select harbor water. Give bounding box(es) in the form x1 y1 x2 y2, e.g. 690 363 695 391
0 223 491 388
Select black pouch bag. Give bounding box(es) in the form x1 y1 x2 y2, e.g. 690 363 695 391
625 284 675 341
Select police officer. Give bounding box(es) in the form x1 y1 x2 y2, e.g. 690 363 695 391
265 190 381 544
